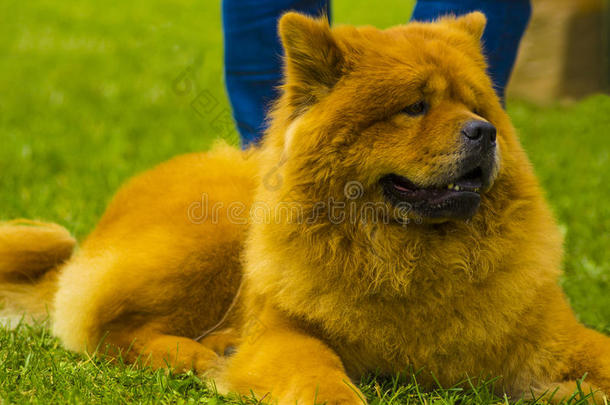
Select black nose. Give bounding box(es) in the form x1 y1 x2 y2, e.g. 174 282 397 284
461 120 496 146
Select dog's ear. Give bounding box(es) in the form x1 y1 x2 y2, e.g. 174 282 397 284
278 12 345 112
449 11 487 41
459 12 487 40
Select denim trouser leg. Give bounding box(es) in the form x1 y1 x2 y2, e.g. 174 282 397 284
222 0 330 147
411 0 531 103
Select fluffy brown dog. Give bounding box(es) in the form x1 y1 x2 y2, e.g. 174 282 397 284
2 12 610 404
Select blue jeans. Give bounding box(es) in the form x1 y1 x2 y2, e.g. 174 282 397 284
222 0 531 147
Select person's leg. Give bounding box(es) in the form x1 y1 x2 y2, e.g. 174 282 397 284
222 0 330 147
411 0 531 103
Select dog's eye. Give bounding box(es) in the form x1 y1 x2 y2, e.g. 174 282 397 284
402 100 428 117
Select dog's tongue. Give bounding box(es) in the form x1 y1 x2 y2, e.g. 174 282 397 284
390 175 418 192
393 183 412 192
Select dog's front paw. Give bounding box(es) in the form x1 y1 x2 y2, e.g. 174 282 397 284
277 378 366 405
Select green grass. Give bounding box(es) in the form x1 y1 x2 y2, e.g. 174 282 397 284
1 0 609 403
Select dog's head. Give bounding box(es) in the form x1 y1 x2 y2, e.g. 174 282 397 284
263 12 517 224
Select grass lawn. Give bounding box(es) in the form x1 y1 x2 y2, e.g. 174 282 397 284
1 0 609 403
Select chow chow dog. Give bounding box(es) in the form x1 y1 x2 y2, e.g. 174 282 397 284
1 11 610 404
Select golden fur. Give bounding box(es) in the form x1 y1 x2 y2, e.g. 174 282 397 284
2 12 610 404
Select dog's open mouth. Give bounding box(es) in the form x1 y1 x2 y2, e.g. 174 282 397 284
380 167 487 220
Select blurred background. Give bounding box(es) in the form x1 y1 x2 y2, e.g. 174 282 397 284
0 0 609 325
509 0 610 103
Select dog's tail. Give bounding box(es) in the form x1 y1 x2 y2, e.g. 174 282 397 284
0 220 76 327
